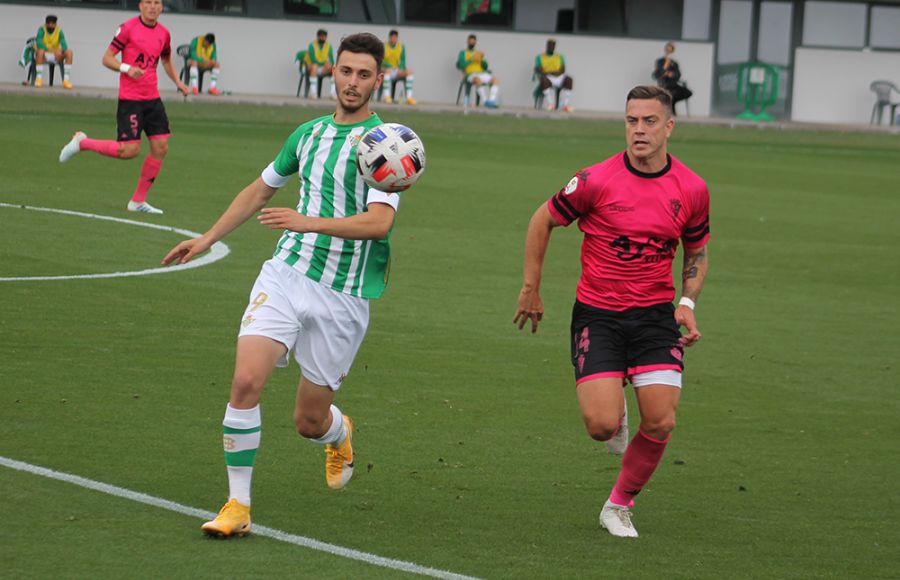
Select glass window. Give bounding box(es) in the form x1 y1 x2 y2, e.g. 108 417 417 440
284 0 337 16
460 0 513 27
870 5 900 49
757 1 792 66
404 0 454 24
682 0 711 41
802 1 866 48
162 0 245 13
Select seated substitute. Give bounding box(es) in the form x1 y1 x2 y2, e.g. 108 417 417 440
535 38 573 112
34 15 73 89
303 28 336 100
189 32 221 95
652 42 693 115
457 33 500 108
382 29 416 105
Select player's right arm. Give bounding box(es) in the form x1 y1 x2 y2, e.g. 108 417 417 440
514 204 561 333
104 24 143 79
162 177 279 265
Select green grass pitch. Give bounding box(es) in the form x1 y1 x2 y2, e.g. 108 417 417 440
1 93 898 578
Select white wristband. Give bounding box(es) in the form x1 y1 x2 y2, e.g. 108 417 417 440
678 297 696 310
119 63 131 74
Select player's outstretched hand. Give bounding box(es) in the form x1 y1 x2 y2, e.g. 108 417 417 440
514 287 544 334
258 207 312 232
675 305 702 347
162 236 212 266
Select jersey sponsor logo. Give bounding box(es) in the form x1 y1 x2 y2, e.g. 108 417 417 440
670 199 682 218
609 235 676 263
133 53 159 70
564 176 578 194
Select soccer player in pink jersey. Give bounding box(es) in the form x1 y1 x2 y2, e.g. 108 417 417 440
58 0 189 215
514 85 710 538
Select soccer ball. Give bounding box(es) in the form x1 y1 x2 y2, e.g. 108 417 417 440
356 123 426 192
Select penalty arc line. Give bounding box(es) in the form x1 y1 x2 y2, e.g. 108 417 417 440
0 456 480 580
0 202 230 281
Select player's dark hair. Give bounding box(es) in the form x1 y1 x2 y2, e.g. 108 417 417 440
317 29 327 37
337 32 384 70
627 85 673 116
46 15 58 24
205 33 216 44
389 29 398 37
468 34 477 41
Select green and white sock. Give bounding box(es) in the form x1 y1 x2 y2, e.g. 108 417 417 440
223 403 261 505
406 75 414 98
190 65 199 89
211 67 220 88
64 64 71 81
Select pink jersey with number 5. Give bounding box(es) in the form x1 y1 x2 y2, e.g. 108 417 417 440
109 16 171 101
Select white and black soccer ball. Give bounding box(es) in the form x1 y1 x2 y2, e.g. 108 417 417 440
356 123 426 192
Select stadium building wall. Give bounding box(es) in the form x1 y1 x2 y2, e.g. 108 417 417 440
792 47 900 125
0 4 714 116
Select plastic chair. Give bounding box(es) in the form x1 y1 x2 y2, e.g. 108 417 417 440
177 44 205 92
869 80 900 126
455 76 481 108
381 77 407 102
295 51 326 99
25 36 61 86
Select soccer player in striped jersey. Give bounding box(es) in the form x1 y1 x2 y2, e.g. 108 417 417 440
163 32 396 538
515 85 710 538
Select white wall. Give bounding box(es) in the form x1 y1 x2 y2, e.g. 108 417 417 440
792 47 900 125
0 4 714 115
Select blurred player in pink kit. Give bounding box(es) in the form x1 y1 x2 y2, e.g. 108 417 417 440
515 85 710 538
58 0 189 215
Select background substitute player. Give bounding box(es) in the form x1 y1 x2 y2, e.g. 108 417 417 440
515 85 710 538
163 33 399 538
58 0 189 215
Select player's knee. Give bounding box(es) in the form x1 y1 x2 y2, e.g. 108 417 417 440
641 416 676 439
150 140 169 157
119 143 140 159
230 372 264 404
294 411 327 439
583 415 621 441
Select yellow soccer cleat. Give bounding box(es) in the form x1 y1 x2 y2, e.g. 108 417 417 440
35 78 43 88
406 97 417 106
383 95 393 104
63 80 73 89
325 416 354 490
201 499 251 537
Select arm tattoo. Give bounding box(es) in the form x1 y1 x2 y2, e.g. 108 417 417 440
682 246 706 281
681 246 708 301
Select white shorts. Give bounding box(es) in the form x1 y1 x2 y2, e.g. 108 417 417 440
467 72 493 84
44 53 58 63
238 259 370 390
384 68 401 80
631 369 682 388
544 74 568 89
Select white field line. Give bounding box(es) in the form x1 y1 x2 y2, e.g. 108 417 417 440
0 456 480 580
0 203 229 281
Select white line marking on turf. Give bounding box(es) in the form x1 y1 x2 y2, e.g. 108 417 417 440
0 203 229 281
0 456 480 580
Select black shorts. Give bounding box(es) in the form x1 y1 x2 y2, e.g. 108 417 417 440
116 98 171 142
571 300 684 384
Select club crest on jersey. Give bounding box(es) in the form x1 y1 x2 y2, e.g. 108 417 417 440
564 176 579 195
670 199 682 218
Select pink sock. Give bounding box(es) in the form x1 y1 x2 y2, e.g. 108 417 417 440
609 429 669 507
80 138 120 158
131 156 163 203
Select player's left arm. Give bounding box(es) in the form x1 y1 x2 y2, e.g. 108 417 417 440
258 202 396 241
676 243 708 347
161 52 190 95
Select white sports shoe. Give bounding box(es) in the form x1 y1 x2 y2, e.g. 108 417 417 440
605 400 629 455
59 131 86 163
127 201 164 214
600 500 639 538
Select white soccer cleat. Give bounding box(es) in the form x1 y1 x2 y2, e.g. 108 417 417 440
600 500 639 538
59 131 86 163
604 400 629 455
127 200 164 214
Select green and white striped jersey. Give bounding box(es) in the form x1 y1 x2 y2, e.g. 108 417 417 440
261 113 400 300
